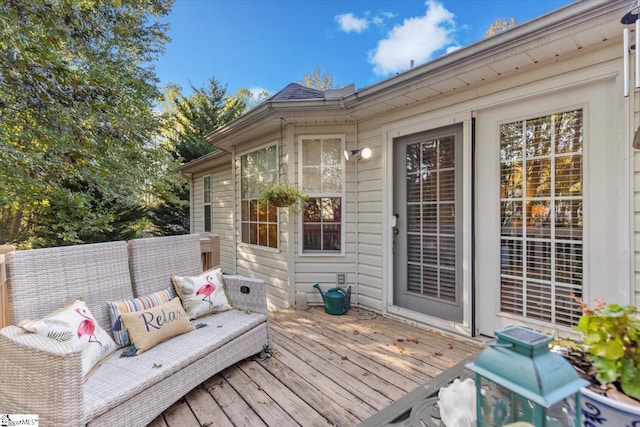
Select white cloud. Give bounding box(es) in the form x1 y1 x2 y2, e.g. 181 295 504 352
336 13 369 33
368 0 455 76
335 11 394 34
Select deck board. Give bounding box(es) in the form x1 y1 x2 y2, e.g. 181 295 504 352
150 307 481 427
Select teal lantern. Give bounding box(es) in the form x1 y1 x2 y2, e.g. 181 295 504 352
467 326 588 427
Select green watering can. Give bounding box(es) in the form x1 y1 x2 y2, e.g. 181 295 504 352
313 283 351 315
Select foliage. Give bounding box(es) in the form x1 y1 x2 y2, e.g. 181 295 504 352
573 297 640 400
258 184 307 212
150 78 247 235
484 18 517 38
148 178 190 236
168 78 246 163
236 87 271 110
299 66 338 90
0 0 173 246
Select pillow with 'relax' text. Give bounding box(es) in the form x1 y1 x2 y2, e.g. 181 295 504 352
106 286 175 347
119 297 195 355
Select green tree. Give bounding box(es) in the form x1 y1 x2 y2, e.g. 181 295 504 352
0 0 172 246
150 78 247 235
484 18 517 38
299 66 338 90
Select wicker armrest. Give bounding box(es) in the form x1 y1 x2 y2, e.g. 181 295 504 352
223 275 268 315
0 325 84 425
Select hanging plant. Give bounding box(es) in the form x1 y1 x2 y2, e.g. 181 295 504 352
258 184 308 211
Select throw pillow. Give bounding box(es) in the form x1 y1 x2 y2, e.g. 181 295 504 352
106 286 175 347
19 298 117 381
172 267 232 319
119 297 195 355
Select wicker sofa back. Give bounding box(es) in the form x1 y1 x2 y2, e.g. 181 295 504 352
0 234 270 426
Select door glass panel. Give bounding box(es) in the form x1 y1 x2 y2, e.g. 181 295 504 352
499 110 583 327
405 135 457 303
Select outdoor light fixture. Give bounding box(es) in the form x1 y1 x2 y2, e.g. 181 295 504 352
467 325 588 427
621 0 640 96
344 147 372 161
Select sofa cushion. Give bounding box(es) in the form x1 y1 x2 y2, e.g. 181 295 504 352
6 240 133 331
127 234 203 297
19 299 117 380
82 309 268 421
172 267 232 319
106 286 176 347
120 297 195 354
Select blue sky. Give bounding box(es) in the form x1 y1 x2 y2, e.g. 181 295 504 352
154 0 575 98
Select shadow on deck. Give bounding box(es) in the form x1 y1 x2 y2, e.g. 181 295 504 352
150 306 482 427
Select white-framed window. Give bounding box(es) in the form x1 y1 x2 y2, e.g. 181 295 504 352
499 109 583 327
299 135 345 255
240 144 278 248
203 175 211 233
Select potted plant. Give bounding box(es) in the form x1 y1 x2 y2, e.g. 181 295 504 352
560 297 640 425
258 184 307 211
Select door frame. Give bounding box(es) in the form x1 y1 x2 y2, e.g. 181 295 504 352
382 111 475 337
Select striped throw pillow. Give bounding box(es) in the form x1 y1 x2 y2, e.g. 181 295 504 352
106 286 176 347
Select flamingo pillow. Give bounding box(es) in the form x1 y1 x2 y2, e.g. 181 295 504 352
19 298 117 380
172 267 232 319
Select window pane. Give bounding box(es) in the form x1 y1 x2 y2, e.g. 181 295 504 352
499 109 583 327
204 176 211 203
301 137 344 253
303 198 321 222
323 224 341 250
240 145 278 247
555 155 582 196
303 166 322 192
303 139 321 166
204 205 211 232
321 197 341 222
303 224 321 250
323 166 342 192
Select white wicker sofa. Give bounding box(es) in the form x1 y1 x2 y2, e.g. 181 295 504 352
0 234 270 426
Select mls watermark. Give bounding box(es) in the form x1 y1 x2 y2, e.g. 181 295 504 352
0 414 39 426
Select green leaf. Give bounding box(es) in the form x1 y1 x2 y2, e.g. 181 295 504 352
47 330 73 342
591 357 619 384
621 363 640 400
590 341 625 360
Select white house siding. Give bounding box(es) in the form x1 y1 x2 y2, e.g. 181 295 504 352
323 38 630 335
346 123 385 311
190 164 235 273
292 125 358 307
233 132 291 310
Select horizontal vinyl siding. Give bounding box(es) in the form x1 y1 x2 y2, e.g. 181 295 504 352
191 176 205 234
210 165 234 273
350 122 384 311
191 164 235 274
293 126 359 308
234 134 290 310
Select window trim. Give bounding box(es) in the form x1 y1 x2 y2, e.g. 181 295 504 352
297 134 346 257
238 142 280 251
203 175 211 233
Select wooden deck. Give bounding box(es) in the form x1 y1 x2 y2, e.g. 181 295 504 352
149 307 482 427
